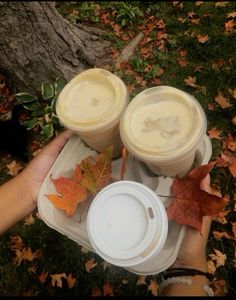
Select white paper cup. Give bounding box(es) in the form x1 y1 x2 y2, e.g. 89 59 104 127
87 181 168 267
120 86 207 177
56 68 129 158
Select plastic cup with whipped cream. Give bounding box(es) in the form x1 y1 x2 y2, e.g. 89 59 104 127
56 68 129 158
120 86 207 177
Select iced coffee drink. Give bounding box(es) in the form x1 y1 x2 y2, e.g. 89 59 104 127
120 86 207 177
56 68 128 158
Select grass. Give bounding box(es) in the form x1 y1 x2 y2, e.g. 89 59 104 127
0 1 236 296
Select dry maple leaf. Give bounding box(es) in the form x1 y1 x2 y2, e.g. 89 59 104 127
46 165 88 217
167 162 227 231
148 279 159 296
80 146 113 195
50 273 67 288
207 127 222 140
184 76 197 87
212 230 234 240
91 286 102 296
207 260 216 274
209 248 226 268
137 275 147 286
85 258 97 273
197 34 209 43
225 19 236 32
103 281 114 296
215 92 232 109
7 160 23 176
39 271 48 284
67 273 76 289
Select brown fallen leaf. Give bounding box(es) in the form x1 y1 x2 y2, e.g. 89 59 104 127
227 12 236 18
215 92 232 109
207 127 222 140
50 273 67 288
23 213 35 226
215 1 229 7
167 162 227 231
13 247 42 267
67 273 76 289
9 235 24 251
148 278 159 296
85 258 97 273
184 76 197 87
91 286 102 296
137 275 147 286
39 271 48 284
197 34 209 43
209 248 226 268
103 281 114 296
207 259 216 274
7 160 23 176
225 19 236 32
212 230 234 240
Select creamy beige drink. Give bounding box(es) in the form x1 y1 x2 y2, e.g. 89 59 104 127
120 86 207 176
56 68 128 158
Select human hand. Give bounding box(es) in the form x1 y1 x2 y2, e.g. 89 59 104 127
171 215 212 272
21 130 74 202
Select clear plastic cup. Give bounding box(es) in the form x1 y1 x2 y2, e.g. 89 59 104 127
56 68 129 158
87 181 168 267
119 86 207 177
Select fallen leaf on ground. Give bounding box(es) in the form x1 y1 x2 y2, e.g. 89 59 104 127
39 271 48 284
7 160 23 176
227 12 236 18
67 273 76 289
50 273 67 288
228 88 236 98
148 279 159 296
167 162 227 231
209 248 226 268
23 213 35 226
207 127 222 140
137 275 147 286
215 92 232 109
85 258 97 273
212 210 229 224
212 230 234 240
215 1 229 7
184 76 197 87
91 286 102 296
103 281 114 296
9 235 24 251
225 19 236 32
197 34 209 43
13 247 42 267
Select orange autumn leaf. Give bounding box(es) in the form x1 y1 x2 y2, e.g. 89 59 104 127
207 127 222 140
197 34 209 43
50 273 67 288
80 146 113 195
85 258 97 273
215 92 232 109
148 279 159 296
39 271 48 284
225 19 236 32
209 248 226 268
167 162 227 231
213 230 234 240
103 281 114 296
46 167 88 217
184 76 197 87
7 160 23 176
67 273 76 289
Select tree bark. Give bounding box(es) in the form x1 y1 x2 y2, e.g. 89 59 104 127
0 1 111 95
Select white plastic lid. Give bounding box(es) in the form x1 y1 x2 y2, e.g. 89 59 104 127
87 181 168 267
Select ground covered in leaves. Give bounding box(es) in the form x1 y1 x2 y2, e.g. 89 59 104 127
0 1 236 296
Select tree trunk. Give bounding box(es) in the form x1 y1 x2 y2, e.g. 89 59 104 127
0 1 111 95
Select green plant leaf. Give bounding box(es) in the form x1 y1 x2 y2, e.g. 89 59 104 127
41 83 54 100
22 101 41 111
54 77 66 97
24 118 41 130
14 92 38 103
41 123 54 139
